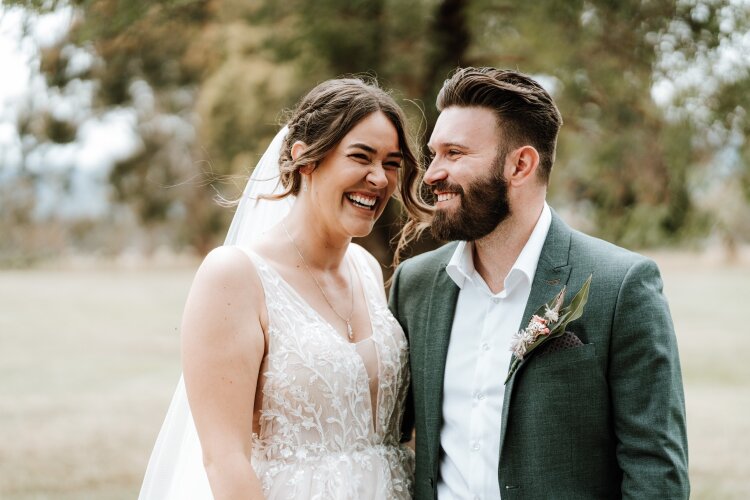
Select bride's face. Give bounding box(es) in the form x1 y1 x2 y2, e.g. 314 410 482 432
305 111 401 238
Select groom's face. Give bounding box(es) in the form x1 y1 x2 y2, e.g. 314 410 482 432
425 106 512 241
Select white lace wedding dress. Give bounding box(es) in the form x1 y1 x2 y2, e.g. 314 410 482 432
244 244 414 499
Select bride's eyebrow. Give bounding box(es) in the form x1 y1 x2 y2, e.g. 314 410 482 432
347 143 402 159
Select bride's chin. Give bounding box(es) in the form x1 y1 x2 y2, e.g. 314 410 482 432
350 226 375 238
342 220 376 239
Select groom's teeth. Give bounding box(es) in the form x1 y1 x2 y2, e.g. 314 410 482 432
437 193 458 202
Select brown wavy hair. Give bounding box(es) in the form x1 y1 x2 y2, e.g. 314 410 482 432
270 77 431 265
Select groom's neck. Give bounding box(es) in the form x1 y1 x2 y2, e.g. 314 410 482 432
472 199 545 294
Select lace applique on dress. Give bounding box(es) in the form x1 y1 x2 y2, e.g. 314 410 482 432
247 245 413 499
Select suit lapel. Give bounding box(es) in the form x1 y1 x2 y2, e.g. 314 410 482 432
422 261 460 464
499 211 573 455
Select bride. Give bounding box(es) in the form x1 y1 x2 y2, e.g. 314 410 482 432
139 78 429 499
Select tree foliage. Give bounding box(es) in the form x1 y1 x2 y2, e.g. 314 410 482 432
6 0 750 263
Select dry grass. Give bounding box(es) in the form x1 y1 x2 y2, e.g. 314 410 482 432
647 250 750 499
0 250 748 499
0 264 191 500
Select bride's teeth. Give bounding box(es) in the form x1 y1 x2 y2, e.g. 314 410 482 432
348 194 377 207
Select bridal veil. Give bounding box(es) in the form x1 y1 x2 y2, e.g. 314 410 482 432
138 126 292 500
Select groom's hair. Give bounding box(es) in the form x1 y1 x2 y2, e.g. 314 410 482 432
437 67 562 182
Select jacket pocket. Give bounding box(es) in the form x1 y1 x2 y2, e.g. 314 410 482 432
529 342 596 371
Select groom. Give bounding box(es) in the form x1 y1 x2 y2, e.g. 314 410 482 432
389 67 689 499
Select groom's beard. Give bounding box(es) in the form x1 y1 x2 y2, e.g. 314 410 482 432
430 156 511 242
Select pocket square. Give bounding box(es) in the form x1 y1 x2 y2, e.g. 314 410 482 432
536 331 583 357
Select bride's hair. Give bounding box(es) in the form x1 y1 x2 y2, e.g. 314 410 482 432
272 77 431 265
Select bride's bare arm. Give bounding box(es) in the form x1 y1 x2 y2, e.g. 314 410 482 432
182 246 266 499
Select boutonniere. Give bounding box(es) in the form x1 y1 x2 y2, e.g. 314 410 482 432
505 275 592 384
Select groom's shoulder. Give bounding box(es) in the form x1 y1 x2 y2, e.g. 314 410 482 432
566 223 654 277
396 241 458 283
571 229 641 262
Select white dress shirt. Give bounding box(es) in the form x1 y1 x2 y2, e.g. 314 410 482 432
437 203 552 500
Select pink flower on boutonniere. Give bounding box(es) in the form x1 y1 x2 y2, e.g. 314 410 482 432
510 315 550 359
505 275 593 384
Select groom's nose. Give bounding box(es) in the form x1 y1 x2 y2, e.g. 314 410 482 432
423 158 448 185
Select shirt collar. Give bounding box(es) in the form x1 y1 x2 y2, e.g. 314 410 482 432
445 202 552 293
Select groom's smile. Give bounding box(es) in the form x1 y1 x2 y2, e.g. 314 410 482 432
433 182 463 206
436 192 459 203
424 106 512 241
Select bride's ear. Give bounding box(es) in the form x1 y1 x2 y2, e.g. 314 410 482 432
291 141 315 175
291 141 308 162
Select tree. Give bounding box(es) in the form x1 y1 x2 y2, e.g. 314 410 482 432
8 0 748 263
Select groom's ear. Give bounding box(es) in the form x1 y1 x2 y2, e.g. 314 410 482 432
506 145 540 187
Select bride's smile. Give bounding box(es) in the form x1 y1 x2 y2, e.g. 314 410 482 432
299 110 401 239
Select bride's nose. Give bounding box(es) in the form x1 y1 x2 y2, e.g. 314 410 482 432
366 164 388 189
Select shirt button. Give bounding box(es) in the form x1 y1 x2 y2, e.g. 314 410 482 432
481 343 490 351
492 297 501 304
471 441 481 451
477 392 486 401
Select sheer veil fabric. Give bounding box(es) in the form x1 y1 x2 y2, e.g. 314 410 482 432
138 126 292 500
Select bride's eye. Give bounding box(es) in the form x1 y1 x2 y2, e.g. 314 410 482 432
349 153 371 164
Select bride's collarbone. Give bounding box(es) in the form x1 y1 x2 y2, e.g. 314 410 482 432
280 269 374 342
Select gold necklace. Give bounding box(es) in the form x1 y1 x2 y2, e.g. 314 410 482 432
282 222 355 340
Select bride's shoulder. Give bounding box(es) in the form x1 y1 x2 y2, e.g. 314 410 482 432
182 246 266 372
183 246 266 337
192 245 263 294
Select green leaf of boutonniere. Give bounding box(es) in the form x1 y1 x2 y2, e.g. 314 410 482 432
505 275 592 384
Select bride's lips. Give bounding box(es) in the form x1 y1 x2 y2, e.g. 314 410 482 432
345 191 381 213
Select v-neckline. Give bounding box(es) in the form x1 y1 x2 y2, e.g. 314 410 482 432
248 249 376 346
249 248 381 435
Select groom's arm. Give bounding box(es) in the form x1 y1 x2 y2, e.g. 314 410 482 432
389 264 415 444
609 258 690 498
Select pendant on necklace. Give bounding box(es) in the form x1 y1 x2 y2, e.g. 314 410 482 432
346 321 354 340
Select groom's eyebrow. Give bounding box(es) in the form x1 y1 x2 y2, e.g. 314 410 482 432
435 141 469 150
349 143 402 158
426 141 468 154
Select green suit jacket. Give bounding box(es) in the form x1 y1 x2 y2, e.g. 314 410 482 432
389 211 689 499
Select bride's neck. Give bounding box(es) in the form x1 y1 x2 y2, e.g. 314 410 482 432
281 204 350 271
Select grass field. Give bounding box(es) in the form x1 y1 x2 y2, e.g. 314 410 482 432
1 251 748 499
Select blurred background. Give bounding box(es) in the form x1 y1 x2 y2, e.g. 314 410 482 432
1 0 748 498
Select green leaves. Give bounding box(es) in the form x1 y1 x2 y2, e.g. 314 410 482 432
505 275 592 384
555 274 592 332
